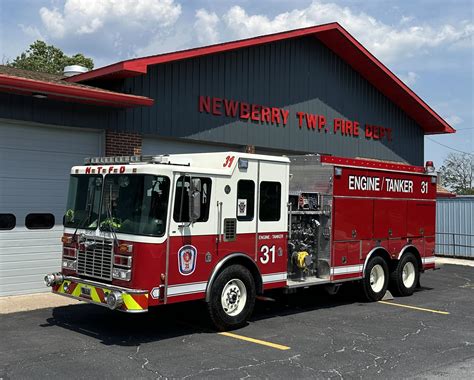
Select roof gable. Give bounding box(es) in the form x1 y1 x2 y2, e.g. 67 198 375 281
66 22 454 134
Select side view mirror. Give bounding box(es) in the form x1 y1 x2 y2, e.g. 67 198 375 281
189 178 201 222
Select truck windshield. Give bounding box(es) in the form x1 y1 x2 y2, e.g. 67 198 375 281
64 175 103 229
99 174 170 237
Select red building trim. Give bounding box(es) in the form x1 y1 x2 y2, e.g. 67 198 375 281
66 22 453 135
0 74 153 108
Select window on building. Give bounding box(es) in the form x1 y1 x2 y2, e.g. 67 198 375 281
0 214 16 230
173 176 212 223
25 213 55 229
237 180 255 221
259 182 281 221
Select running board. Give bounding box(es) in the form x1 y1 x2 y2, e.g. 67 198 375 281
286 277 331 289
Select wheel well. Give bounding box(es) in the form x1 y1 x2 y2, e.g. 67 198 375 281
205 254 263 302
364 248 392 274
399 248 422 272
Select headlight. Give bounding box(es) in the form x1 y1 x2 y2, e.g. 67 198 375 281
62 259 77 270
112 268 131 281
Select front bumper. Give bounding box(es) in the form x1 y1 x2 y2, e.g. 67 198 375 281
46 274 149 313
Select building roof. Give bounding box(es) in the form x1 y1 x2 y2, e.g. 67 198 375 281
66 22 454 135
436 184 456 198
0 65 153 108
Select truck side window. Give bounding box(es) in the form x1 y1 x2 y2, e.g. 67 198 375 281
259 181 281 221
173 176 212 223
237 180 255 221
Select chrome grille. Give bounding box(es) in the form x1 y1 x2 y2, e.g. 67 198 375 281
77 237 113 281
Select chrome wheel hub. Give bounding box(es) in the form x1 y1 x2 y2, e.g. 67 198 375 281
221 279 247 316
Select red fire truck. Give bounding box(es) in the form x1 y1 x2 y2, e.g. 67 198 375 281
45 152 437 330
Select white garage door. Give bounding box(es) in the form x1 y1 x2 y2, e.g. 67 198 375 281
0 121 103 296
142 137 233 155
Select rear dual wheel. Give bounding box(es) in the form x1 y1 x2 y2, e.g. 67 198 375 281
390 252 419 296
361 256 389 301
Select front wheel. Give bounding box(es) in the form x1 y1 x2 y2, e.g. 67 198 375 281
207 264 256 331
361 256 389 301
390 253 419 296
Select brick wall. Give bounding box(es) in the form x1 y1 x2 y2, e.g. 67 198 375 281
105 130 142 156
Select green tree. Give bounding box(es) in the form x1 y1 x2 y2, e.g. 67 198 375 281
8 40 94 74
439 152 474 195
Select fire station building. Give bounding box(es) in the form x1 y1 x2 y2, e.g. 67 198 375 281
0 23 454 296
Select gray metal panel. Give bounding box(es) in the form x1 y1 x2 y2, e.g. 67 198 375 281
0 93 113 131
0 120 103 296
142 136 233 155
436 196 473 258
121 36 424 165
288 155 333 195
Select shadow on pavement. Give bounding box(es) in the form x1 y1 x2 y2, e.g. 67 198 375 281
40 281 433 346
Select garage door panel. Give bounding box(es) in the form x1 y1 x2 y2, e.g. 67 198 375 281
2 151 93 178
0 228 63 241
1 280 59 296
0 124 102 154
0 122 102 296
1 252 60 263
1 258 60 271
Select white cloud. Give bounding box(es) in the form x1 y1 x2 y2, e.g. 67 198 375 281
398 71 419 86
444 115 464 127
39 0 182 38
39 7 66 38
194 9 220 44
201 1 473 65
18 24 45 41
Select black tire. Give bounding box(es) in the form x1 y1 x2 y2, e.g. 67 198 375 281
207 264 256 331
390 252 419 296
361 256 389 301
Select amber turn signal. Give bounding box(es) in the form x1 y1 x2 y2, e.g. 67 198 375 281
118 243 133 254
61 235 73 244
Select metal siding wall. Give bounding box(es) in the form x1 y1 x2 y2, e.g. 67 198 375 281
0 36 425 165
436 197 474 258
121 37 424 164
0 93 114 131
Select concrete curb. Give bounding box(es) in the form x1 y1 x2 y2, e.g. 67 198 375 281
1 257 472 315
0 292 80 315
435 257 474 267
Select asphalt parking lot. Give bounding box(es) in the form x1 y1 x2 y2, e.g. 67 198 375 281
1 263 473 379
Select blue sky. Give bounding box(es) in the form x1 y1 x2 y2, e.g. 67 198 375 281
0 0 472 167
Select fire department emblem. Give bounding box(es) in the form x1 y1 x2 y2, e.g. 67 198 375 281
178 245 197 276
237 199 247 216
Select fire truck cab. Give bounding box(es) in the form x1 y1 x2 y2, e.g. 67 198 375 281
45 152 437 330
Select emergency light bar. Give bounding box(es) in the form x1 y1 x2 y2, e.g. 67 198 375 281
83 155 190 166
84 155 168 165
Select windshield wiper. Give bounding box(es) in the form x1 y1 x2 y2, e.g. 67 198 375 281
72 185 95 242
105 182 119 247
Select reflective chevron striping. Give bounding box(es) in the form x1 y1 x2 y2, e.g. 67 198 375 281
53 280 148 312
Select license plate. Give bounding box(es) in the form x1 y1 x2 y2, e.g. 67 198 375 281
81 286 91 296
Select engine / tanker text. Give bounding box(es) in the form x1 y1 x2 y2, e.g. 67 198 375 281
348 175 414 193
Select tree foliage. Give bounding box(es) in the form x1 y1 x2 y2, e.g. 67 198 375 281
8 40 94 75
439 153 474 195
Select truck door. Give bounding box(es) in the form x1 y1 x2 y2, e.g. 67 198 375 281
215 157 258 260
166 174 216 303
255 161 289 288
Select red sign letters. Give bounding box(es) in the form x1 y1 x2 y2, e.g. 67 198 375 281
198 96 393 142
